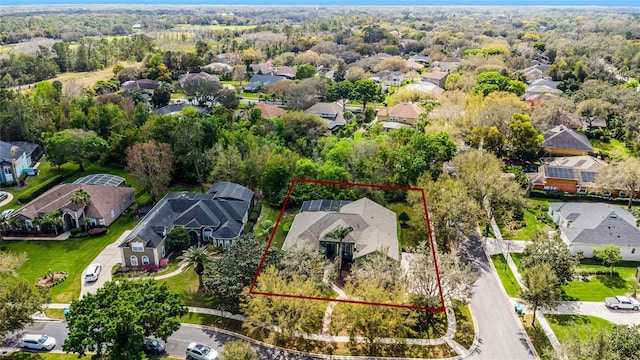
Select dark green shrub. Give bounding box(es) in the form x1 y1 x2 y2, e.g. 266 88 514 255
17 175 64 203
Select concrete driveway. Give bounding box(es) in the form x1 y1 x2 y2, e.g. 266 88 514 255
545 300 640 326
80 230 131 298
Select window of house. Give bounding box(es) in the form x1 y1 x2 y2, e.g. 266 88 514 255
390 116 398 122
132 242 144 252
619 191 627 197
110 209 115 218
603 190 612 196
130 256 138 266
161 246 166 258
3 168 10 174
577 189 587 194
632 248 636 254
402 118 407 123
98 219 105 225
142 256 149 265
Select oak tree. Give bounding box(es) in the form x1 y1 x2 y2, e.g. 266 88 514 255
125 141 174 203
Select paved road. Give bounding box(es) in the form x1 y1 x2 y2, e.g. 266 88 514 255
80 230 131 298
459 234 537 360
5 321 319 360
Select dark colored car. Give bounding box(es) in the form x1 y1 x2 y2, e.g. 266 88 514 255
142 338 166 355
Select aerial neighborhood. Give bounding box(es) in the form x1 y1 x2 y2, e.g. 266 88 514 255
1 4 640 360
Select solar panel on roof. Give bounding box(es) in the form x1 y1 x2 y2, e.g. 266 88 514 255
547 166 575 179
581 171 598 183
300 199 352 212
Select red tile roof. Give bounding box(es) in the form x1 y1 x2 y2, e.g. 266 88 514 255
255 102 286 118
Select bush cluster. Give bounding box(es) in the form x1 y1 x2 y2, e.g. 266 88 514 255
35 271 69 288
530 190 640 207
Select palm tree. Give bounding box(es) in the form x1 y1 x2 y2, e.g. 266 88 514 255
71 188 91 230
178 245 212 291
324 225 354 271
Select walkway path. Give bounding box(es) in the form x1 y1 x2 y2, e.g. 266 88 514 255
488 217 563 356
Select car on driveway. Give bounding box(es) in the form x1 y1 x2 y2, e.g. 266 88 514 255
1 208 14 218
186 342 219 360
20 334 56 351
142 337 166 355
605 295 640 310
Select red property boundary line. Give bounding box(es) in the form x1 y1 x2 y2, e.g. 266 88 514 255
249 179 446 312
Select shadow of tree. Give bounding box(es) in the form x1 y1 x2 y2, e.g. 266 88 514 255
596 274 627 289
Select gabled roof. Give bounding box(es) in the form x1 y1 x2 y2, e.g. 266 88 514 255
120 182 254 249
283 198 399 260
202 62 233 73
0 140 39 162
251 63 274 75
154 104 209 116
405 60 424 70
378 102 423 119
542 125 594 152
405 83 445 96
121 79 161 91
275 66 296 78
254 102 286 118
245 75 287 91
14 183 134 221
304 102 345 130
550 202 640 248
422 71 449 81
178 72 220 86
407 55 430 64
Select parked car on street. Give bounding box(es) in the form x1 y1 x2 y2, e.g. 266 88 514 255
20 334 56 351
186 342 219 360
605 295 640 310
142 337 166 355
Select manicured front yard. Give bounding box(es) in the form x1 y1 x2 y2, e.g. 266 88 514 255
0 215 139 303
158 269 218 308
387 202 420 250
561 259 640 301
521 314 552 360
453 301 475 350
546 314 613 343
491 254 521 297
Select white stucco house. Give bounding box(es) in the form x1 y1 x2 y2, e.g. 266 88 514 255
549 202 640 261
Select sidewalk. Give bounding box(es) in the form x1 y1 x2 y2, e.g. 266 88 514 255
488 216 563 356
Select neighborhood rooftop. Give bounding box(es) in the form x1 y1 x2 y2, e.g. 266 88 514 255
73 174 126 187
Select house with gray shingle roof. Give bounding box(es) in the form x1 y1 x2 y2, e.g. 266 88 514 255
549 202 640 261
0 140 40 183
283 198 399 263
119 182 254 267
542 125 594 156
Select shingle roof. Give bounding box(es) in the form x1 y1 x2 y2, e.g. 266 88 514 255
120 183 253 249
377 102 423 119
245 75 287 91
422 71 449 81
14 183 134 221
121 79 161 91
283 198 399 260
542 125 594 152
254 103 286 118
550 202 640 248
178 72 220 86
0 140 39 162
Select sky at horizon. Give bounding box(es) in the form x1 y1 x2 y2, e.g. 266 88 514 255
2 0 640 7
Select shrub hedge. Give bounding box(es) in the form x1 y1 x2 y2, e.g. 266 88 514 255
530 190 640 207
17 175 64 203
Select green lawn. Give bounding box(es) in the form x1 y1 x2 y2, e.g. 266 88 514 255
561 260 640 301
0 215 139 303
546 314 613 343
491 254 521 297
453 301 474 350
386 202 419 250
500 198 552 240
158 269 217 308
254 203 295 249
591 138 631 159
521 314 552 360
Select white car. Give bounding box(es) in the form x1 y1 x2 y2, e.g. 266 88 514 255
20 334 56 351
1 208 14 218
186 342 219 360
605 295 640 310
84 263 102 282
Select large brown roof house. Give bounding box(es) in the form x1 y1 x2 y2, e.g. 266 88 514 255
377 102 424 129
283 198 399 264
12 183 135 231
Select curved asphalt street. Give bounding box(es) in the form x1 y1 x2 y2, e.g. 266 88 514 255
459 233 537 360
